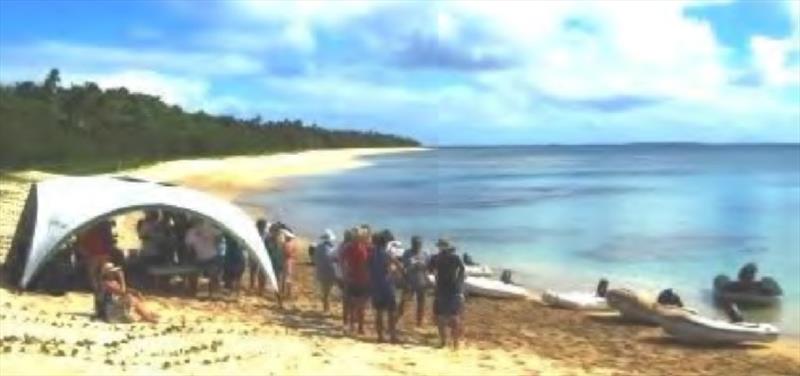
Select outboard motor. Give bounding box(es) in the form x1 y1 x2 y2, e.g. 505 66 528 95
723 301 744 323
657 288 684 308
463 253 476 266
738 262 758 283
596 278 609 297
500 269 513 284
760 277 783 296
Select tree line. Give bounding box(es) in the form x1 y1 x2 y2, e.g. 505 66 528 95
0 69 420 172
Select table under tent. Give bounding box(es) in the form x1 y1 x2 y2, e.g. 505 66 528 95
4 176 278 294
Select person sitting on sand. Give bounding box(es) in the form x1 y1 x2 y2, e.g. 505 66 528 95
369 230 401 343
222 233 246 297
430 238 466 350
250 219 270 294
185 219 223 297
342 226 372 335
280 228 298 301
398 235 429 327
313 229 338 312
99 262 159 323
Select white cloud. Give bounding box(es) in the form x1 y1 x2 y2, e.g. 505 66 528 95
67 70 211 110
751 36 800 86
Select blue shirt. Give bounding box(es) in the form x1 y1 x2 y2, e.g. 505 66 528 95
313 241 337 284
369 246 393 293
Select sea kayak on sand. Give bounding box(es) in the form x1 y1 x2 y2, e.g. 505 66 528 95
542 291 610 311
657 307 779 344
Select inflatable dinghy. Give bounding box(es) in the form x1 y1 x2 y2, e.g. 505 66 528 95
713 274 782 307
658 307 779 344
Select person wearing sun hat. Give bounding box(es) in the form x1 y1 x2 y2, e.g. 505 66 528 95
98 262 159 323
430 237 466 350
313 229 338 312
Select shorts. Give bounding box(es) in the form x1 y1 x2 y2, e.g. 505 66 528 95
197 256 222 275
347 284 369 298
224 262 246 280
434 293 464 317
371 287 397 311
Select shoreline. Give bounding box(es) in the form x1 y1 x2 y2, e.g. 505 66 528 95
1 147 799 375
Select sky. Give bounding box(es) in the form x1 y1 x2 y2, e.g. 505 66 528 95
0 0 798 145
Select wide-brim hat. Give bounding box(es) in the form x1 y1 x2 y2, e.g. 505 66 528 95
281 229 296 239
100 262 121 276
436 238 453 250
320 229 336 242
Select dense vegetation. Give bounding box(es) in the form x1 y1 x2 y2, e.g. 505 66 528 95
0 69 419 172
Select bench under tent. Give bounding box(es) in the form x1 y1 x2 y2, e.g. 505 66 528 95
4 176 278 292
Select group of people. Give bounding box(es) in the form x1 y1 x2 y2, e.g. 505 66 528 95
136 209 248 296
307 225 467 349
71 210 470 349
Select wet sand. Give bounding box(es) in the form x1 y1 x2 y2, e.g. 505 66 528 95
1 149 799 375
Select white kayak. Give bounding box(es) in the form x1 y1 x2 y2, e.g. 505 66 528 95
658 309 779 344
464 276 530 299
542 291 610 311
464 264 494 277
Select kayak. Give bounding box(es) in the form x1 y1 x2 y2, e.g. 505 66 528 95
464 264 494 277
542 291 610 311
713 274 782 307
464 276 530 299
658 308 779 344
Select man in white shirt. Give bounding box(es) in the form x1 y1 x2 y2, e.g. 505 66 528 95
185 220 222 297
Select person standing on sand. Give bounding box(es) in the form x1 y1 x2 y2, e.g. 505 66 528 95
430 238 466 350
398 235 429 327
77 220 114 292
266 223 285 306
185 220 223 297
280 228 298 301
314 229 338 312
369 230 401 343
342 226 372 335
334 229 355 326
251 219 270 294
222 233 246 297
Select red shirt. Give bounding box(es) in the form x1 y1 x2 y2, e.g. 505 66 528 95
343 241 370 286
78 225 110 258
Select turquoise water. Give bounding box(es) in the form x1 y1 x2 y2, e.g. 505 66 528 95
246 145 800 334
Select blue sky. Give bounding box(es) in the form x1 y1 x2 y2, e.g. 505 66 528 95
1 0 798 145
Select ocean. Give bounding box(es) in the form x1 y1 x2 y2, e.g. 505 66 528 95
246 145 800 335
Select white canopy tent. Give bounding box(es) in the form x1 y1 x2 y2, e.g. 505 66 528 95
6 176 277 292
